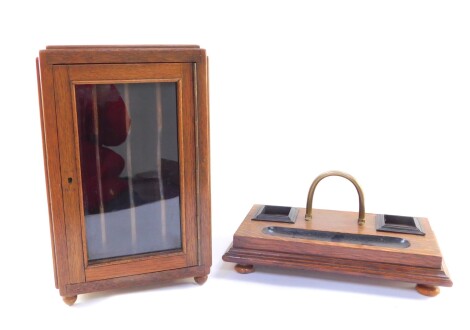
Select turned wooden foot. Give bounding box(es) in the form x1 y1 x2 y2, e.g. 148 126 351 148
235 264 255 274
62 295 77 306
416 284 440 297
194 275 208 285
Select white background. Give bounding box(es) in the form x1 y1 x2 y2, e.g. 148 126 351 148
1 1 469 329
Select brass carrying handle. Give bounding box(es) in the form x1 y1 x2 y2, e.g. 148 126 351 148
305 171 365 226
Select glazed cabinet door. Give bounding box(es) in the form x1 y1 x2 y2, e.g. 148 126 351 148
52 63 198 282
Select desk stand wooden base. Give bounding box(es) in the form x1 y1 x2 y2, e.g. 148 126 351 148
223 244 452 297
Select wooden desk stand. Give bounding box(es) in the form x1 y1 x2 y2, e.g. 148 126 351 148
223 205 452 297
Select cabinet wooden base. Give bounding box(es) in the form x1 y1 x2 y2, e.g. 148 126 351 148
58 266 210 304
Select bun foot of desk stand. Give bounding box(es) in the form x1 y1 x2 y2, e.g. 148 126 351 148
63 295 77 306
416 284 440 297
235 264 255 274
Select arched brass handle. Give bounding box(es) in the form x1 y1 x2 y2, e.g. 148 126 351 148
305 171 365 226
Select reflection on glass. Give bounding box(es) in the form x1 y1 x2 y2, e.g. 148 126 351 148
75 83 181 261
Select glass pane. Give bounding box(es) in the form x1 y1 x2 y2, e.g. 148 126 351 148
75 83 181 261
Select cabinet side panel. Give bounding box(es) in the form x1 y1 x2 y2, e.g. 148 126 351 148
52 66 86 284
195 54 212 267
180 63 198 265
37 58 58 289
39 53 70 293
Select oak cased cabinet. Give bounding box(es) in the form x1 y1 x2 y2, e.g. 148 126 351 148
37 46 211 305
